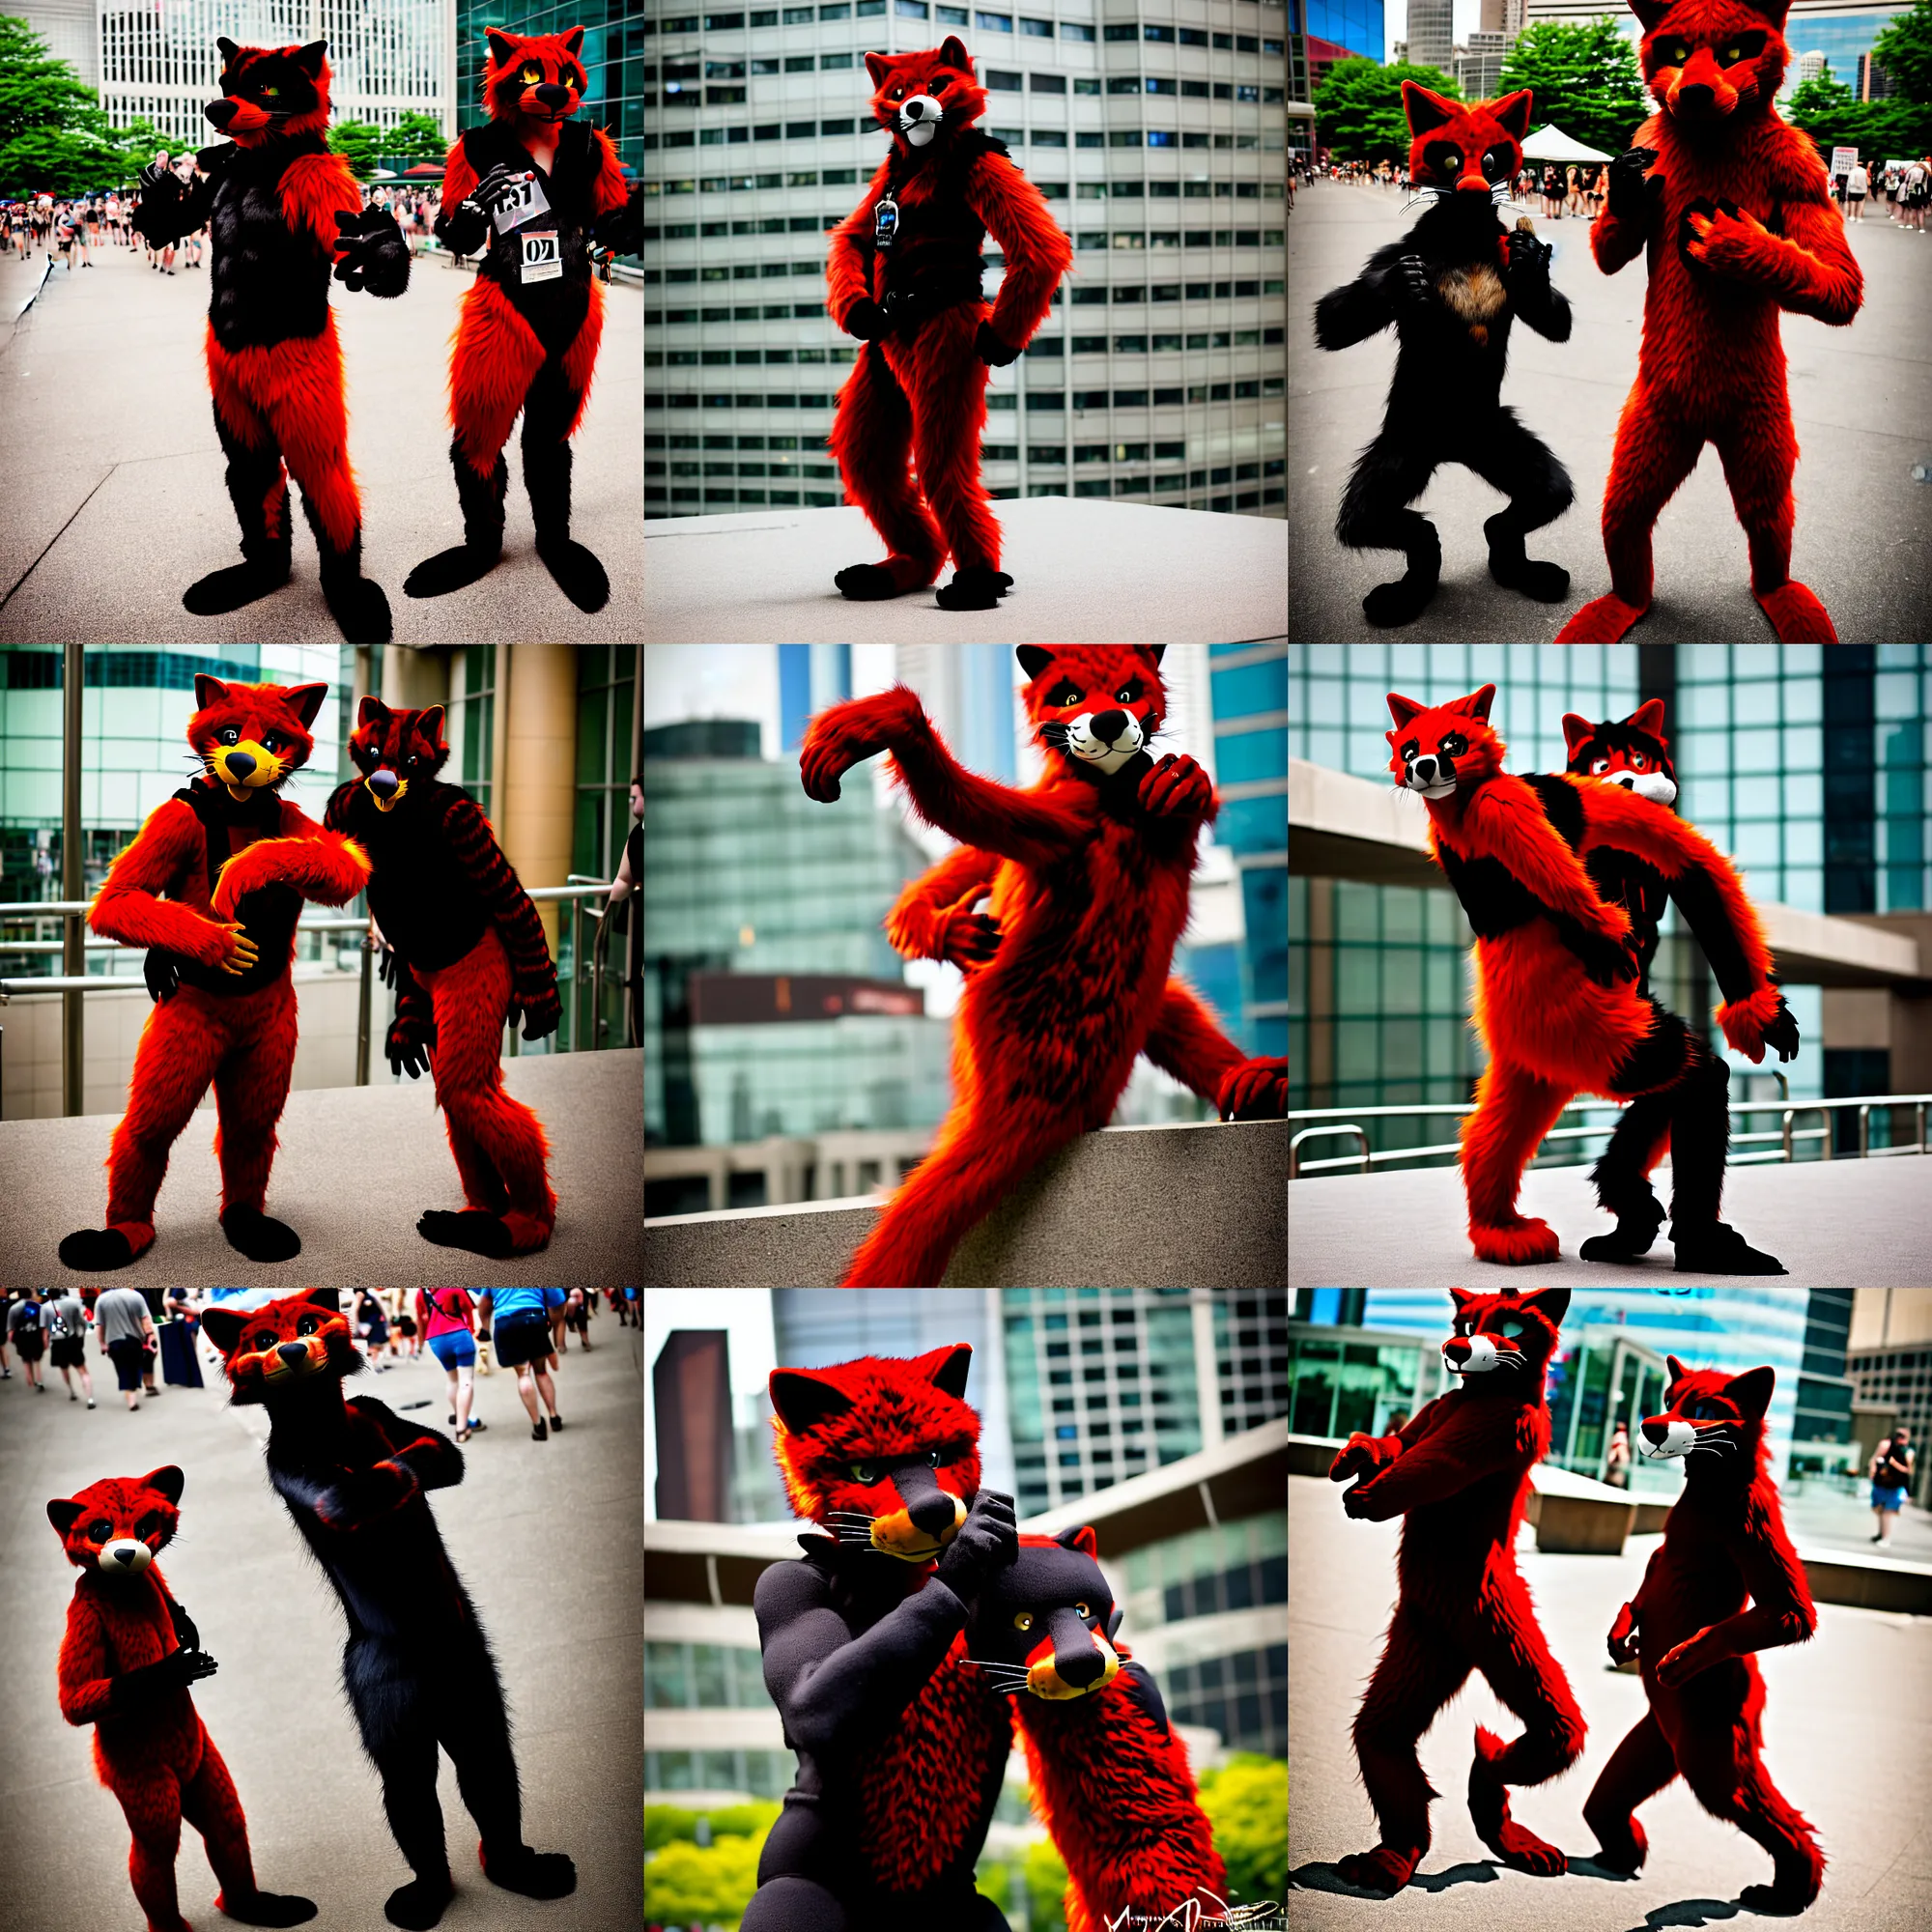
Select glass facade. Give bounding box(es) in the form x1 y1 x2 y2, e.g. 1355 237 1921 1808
1210 1287 1291 1435
1304 0 1383 58
1847 1344 1932 1502
1210 643 1288 1061
1285 1320 1440 1439
1793 1288 1856 1472
457 0 648 169
1777 10 1915 100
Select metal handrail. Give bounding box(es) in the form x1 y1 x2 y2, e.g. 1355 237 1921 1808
1291 1123 1369 1177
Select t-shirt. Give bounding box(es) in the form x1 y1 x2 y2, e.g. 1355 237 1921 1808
50 1293 88 1340
488 1286 565 1324
8 1298 44 1336
1875 1443 1914 1490
95 1286 154 1348
1849 166 1868 194
417 1288 476 1340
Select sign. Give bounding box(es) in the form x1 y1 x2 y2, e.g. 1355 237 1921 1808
1830 145 1859 181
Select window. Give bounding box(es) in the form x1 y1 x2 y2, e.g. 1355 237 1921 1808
1212 31 1233 47
1151 283 1179 299
1236 34 1259 50
1072 333 1107 352
857 0 887 13
821 2 849 14
937 2 968 17
897 0 928 12
1263 38 1284 54
820 53 853 68
704 61 745 74
1074 76 1101 95
1148 129 1177 145
782 4 812 15
1236 85 1260 101
1104 23 1138 40
706 10 745 23
1062 21 1094 40
1031 71 1065 91
1113 232 1146 248
1034 130 1067 148
1070 286 1109 302
1113 285 1145 301
1144 22 1173 39
1146 77 1176 94
1074 390 1109 408
977 10 1014 28
1179 26 1208 45
1111 130 1143 146
784 63 813 77
1181 79 1209 98
987 69 1023 88
708 85 747 101
1151 333 1182 351
1181 131 1208 147
753 121 781 136
1026 335 1063 355
821 116 855 131
749 56 780 71
1029 444 1066 463
751 7 778 18
1115 334 1147 351
1263 86 1284 102
1021 15 1054 33
1076 129 1104 145
1107 76 1141 94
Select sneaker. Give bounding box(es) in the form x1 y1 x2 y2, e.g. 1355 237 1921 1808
70 1390 78 1401
448 1412 457 1426
548 1414 564 1433
87 1399 96 1408
531 1419 548 1441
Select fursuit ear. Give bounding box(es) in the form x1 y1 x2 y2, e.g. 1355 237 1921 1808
1519 1288 1570 1329
282 683 328 730
301 1288 341 1315
911 1342 973 1400
216 36 241 67
1106 1603 1124 1641
194 673 232 711
937 34 971 70
1453 684 1497 722
562 25 585 57
1016 646 1056 681
1402 80 1460 136
1053 1523 1099 1559
1724 1365 1776 1420
141 1466 186 1505
1139 645 1167 668
865 50 893 86
47 1497 87 1537
1630 0 1675 32
357 695 392 728
1666 1352 1690 1388
1629 697 1669 738
415 705 447 750
769 1368 855 1434
486 29 520 68
1491 89 1534 142
1448 1289 1481 1313
292 41 327 77
1387 691 1426 729
1561 713 1597 758
199 1305 249 1355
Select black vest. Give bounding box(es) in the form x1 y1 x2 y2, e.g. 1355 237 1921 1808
208 135 333 352
329 779 489 972
165 781 302 996
460 119 598 346
869 129 1009 321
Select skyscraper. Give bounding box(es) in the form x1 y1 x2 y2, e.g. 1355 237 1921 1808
778 642 853 752
653 1329 738 1519
643 1 1290 519
1405 0 1456 72
455 0 647 171
1210 643 1287 1061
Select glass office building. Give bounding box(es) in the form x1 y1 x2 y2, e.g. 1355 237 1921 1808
1302 0 1383 59
1210 643 1287 1061
641 0 1289 519
457 0 647 168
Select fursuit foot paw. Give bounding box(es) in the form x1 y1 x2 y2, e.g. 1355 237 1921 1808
536 535 611 612
404 544 501 599
1586 1817 1649 1877
1739 1879 1820 1916
1555 592 1649 643
383 1872 454 1931
1579 1196 1666 1263
417 1208 516 1258
322 575 393 645
215 1889 318 1927
1334 1847 1418 1895
1362 572 1438 628
1481 1817 1567 1876
1671 1221 1785 1275
183 558 290 616
835 560 927 600
1489 552 1571 603
478 1842 577 1899
1753 580 1838 644
1469 1217 1560 1265
934 565 1013 611
1471 1735 1568 1875
59 1223 153 1270
220 1208 301 1264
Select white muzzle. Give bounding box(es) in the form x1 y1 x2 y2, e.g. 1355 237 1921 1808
1639 1418 1698 1460
99 1538 154 1575
1065 711 1145 774
899 96 942 146
1607 772 1678 806
1445 1334 1502 1374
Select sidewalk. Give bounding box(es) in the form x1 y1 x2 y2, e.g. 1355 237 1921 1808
0 1313 642 1930
0 242 639 643
1289 1474 1931 1930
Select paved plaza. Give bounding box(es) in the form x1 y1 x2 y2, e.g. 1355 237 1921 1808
0 1310 642 1931
1288 179 1932 642
0 242 639 643
1289 1474 1932 1931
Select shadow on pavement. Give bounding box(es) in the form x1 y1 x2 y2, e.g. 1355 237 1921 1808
1617 1901 1745 1929
1290 1860 1504 1895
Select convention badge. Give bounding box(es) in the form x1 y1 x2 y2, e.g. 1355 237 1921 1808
874 193 899 249
493 171 551 234
520 227 563 283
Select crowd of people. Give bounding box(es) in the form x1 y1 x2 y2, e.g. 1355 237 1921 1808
1833 155 1930 228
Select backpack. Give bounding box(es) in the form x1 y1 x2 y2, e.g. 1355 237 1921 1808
17 1299 42 1330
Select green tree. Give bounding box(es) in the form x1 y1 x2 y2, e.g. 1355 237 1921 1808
327 118 385 182
1871 0 1932 105
1314 57 1462 163
643 1833 763 1929
386 110 449 166
1198 1755 1290 1911
1786 64 1932 165
0 15 137 193
1497 20 1651 157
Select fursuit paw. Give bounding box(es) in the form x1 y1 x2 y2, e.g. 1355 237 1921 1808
1555 593 1649 643
1139 751 1214 820
215 1889 318 1927
1362 572 1437 628
1469 1217 1560 1265
1586 1816 1649 1875
383 1872 454 1931
184 557 290 616
1681 196 1775 280
937 908 1003 968
322 575 393 645
417 1208 516 1258
1754 580 1838 643
836 562 908 600
536 535 611 612
478 1843 577 1899
799 687 925 801
1579 1195 1665 1262
323 1460 421 1524
404 544 500 600
1670 1222 1786 1275
220 1208 301 1264
1217 1054 1288 1120
1471 1735 1567 1875
1328 1432 1399 1483
1739 1878 1821 1916
934 565 1013 611
59 1223 152 1270
1489 552 1570 603
1334 1847 1417 1894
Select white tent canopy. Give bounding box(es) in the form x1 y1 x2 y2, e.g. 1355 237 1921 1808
1518 124 1615 163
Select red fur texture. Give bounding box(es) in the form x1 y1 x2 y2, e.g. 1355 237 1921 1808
1327 1290 1586 1893
49 1469 284 1932
1585 1356 1824 1909
1557 0 1862 643
800 649 1285 1285
825 39 1071 585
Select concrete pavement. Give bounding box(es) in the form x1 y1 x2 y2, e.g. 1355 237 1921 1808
1287 177 1932 642
0 241 639 643
1290 1151 1931 1289
0 1048 643 1291
0 1311 641 1931
1289 1474 1932 1930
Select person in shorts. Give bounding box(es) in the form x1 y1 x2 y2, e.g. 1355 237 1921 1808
479 1286 566 1439
1871 1428 1915 1546
94 1283 157 1410
418 1285 482 1440
48 1289 96 1405
7 1290 50 1390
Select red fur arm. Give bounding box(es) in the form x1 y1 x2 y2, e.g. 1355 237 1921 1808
89 800 236 965
1343 1434 1506 1519
442 140 477 205
443 796 554 992
1683 186 1862 327
967 150 1072 351
1656 1492 1817 1687
885 842 1001 961
1017 1666 1225 1927
826 161 890 327
1455 777 1631 940
588 125 629 219
1142 979 1245 1100
210 803 371 921
57 1594 116 1726
279 151 362 256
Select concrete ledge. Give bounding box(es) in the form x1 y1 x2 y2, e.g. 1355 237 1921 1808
1797 1547 1932 1615
641 1117 1287 1287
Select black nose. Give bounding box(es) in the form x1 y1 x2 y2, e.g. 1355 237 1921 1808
1677 83 1714 110
1641 1420 1669 1445
368 770 399 797
1443 1337 1470 1362
1088 709 1128 744
206 99 237 128
908 1490 955 1536
533 83 570 109
1056 1644 1105 1689
277 1343 307 1366
1413 756 1435 781
223 751 256 779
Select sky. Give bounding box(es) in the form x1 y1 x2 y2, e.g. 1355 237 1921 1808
640 644 900 761
642 1289 781 1522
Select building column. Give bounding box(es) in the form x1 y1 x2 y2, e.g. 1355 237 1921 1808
380 646 449 710
1192 1293 1224 1451
501 646 580 958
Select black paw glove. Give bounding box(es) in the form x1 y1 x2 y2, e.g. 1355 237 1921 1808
193 142 237 180
1388 252 1433 311
111 1648 218 1711
469 162 526 215
1504 225 1551 280
145 949 183 1004
167 1598 202 1653
1563 921 1642 987
1760 993 1801 1064
843 298 890 341
332 206 411 297
386 1011 436 1080
932 1489 1017 1604
510 978 561 1043
1608 146 1662 223
976 320 1021 366
434 190 493 258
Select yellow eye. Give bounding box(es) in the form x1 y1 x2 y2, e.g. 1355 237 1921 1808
1075 1602 1092 1617
1013 1612 1034 1633
1724 43 1741 62
261 85 278 98
521 64 542 84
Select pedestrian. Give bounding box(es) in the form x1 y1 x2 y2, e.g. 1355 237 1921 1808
1566 163 1582 217
477 1287 567 1440
93 1282 158 1411
355 1286 391 1369
0 1297 11 1376
1846 157 1867 221
55 204 75 270
601 776 643 1046
8 1289 50 1391
1870 1428 1914 1545
47 1288 97 1406
1605 1421 1632 1490
417 1284 485 1441
393 1286 419 1360
1911 156 1930 233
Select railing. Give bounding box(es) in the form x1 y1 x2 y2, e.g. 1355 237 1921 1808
1288 1080 1932 1177
0 883 618 1118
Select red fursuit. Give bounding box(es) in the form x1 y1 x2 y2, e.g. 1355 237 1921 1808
1585 1358 1824 1912
1556 0 1862 643
1328 1291 1585 1893
799 647 1286 1287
